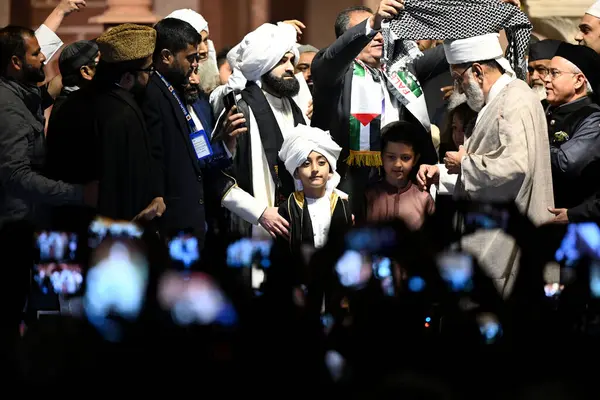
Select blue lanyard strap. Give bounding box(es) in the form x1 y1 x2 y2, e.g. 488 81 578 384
155 71 198 133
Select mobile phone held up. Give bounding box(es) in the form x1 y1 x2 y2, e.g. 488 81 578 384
33 231 83 296
223 91 247 129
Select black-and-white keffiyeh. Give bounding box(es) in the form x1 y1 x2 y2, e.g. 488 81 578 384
381 0 532 81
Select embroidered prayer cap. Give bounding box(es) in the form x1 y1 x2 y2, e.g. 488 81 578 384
586 1 600 18
554 42 600 94
279 125 343 190
236 22 299 82
59 40 99 78
96 24 156 63
443 33 515 76
528 39 562 62
165 9 209 34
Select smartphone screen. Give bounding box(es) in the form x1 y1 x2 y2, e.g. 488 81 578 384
158 271 237 327
168 233 200 270
88 217 143 249
372 256 395 297
226 239 272 296
437 251 474 292
84 239 149 342
33 231 83 295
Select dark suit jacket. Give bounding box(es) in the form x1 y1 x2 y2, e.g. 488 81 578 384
142 73 229 243
311 18 448 173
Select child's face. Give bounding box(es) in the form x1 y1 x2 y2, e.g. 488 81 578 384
382 142 419 187
452 113 466 148
296 151 332 190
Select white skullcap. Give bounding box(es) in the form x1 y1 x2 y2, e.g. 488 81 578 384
279 125 342 191
587 1 600 18
227 43 242 70
443 33 515 76
165 9 209 34
236 22 299 82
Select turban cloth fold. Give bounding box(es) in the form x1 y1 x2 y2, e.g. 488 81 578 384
236 23 299 82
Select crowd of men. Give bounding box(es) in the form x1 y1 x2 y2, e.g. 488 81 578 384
3 0 600 324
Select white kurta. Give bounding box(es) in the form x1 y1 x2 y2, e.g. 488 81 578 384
221 91 310 238
35 24 63 61
455 76 554 296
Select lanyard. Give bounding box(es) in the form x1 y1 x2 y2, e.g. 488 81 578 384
155 71 198 133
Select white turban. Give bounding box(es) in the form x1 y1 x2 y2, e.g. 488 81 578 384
443 33 515 76
587 1 600 18
279 125 342 192
165 9 209 34
236 22 299 82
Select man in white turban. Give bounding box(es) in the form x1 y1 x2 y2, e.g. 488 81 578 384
208 21 311 118
417 33 554 296
217 21 313 240
576 1 600 54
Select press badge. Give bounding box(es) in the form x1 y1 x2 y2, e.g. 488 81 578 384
189 129 213 160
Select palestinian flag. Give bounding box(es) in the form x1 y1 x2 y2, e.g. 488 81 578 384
348 61 385 167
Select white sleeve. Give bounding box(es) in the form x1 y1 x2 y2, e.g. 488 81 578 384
222 186 267 225
435 164 458 195
209 68 248 117
35 24 63 61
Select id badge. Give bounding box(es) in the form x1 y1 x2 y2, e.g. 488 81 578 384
189 129 213 160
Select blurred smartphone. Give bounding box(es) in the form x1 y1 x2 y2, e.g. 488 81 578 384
463 204 509 232
158 271 237 327
88 217 143 248
168 232 200 270
436 251 474 292
84 239 149 342
226 238 273 296
33 231 83 296
372 256 395 297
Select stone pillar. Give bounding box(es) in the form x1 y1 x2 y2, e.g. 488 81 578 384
89 0 160 29
0 0 10 27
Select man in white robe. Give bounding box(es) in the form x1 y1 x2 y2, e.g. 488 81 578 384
217 22 311 239
417 33 554 295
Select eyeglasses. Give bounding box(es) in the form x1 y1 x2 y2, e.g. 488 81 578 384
452 63 474 85
135 65 155 75
527 66 549 77
547 68 577 80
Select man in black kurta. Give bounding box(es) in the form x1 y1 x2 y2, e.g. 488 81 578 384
45 24 164 224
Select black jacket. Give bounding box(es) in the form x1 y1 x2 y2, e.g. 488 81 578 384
311 18 447 175
547 96 600 210
0 77 82 228
141 73 230 243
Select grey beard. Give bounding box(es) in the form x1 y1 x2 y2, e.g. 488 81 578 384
531 84 547 101
448 90 467 111
464 77 485 112
197 59 221 95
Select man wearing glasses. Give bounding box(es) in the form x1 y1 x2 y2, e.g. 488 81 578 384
45 24 165 224
527 39 562 105
543 43 600 224
417 33 554 296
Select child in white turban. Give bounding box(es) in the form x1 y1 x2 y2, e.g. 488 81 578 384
277 125 353 283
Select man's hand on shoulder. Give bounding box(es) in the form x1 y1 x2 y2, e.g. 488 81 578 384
370 0 405 31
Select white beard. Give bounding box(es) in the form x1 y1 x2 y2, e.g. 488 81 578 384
448 89 467 111
464 76 485 112
197 58 221 95
531 84 547 101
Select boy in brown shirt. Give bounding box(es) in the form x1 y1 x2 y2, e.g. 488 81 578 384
365 121 434 230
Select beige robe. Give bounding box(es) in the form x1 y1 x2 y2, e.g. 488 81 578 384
454 78 554 296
